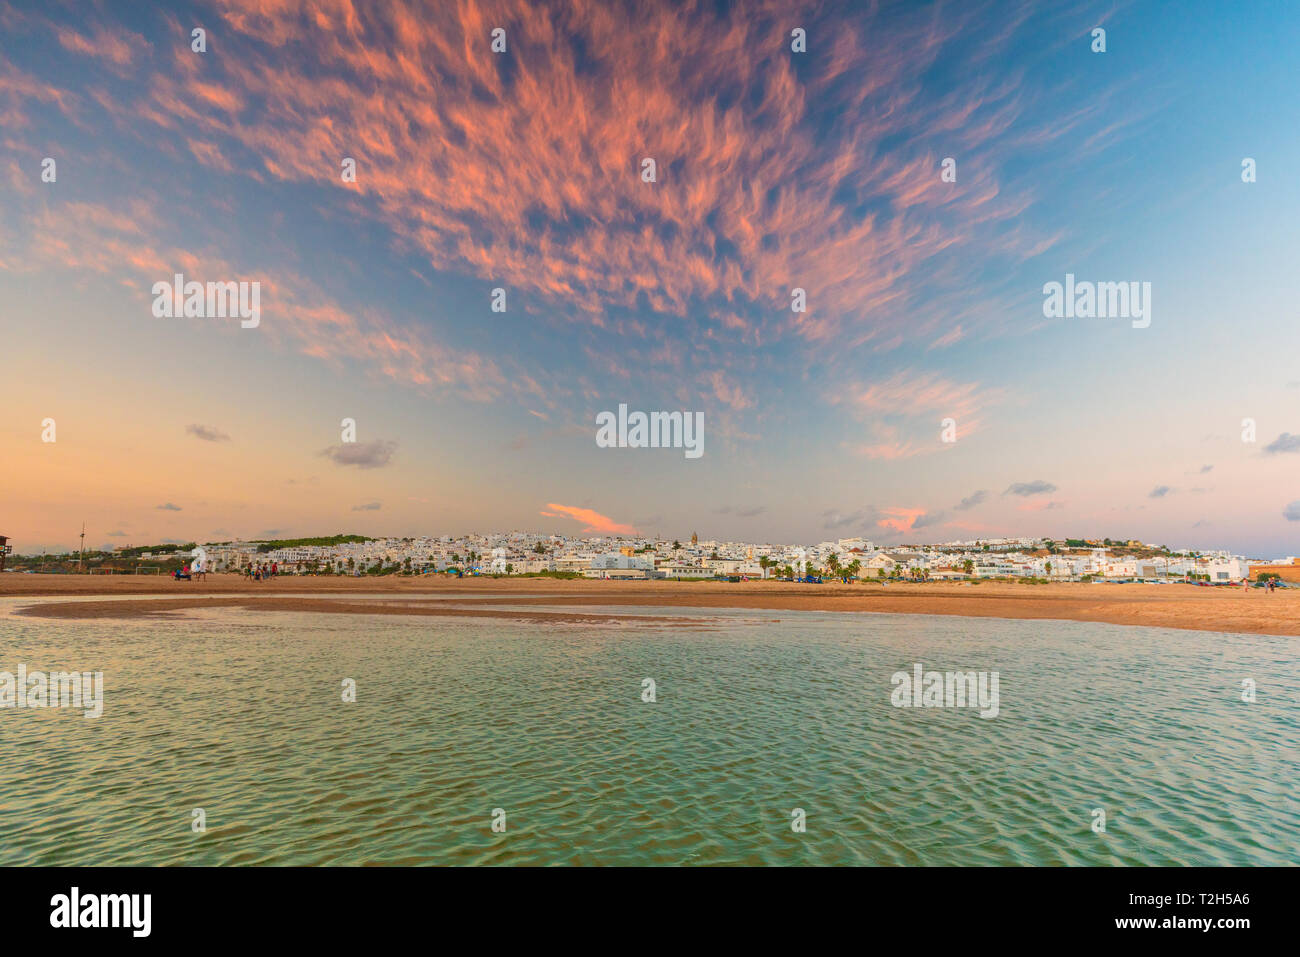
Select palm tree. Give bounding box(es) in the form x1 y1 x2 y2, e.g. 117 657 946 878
847 559 861 580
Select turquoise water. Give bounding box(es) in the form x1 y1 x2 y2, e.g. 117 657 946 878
1 598 1296 865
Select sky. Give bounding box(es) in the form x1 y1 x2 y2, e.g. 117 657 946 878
2 0 1299 556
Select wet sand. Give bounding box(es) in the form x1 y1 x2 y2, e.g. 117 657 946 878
9 593 704 627
4 574 1297 636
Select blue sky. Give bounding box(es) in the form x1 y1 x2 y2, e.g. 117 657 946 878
3 0 1299 554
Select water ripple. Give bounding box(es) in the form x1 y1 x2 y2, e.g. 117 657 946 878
1 602 1296 865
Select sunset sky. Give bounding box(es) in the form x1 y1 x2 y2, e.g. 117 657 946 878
3 0 1299 555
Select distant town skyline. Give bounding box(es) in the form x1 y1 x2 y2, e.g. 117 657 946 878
7 525 1281 562
4 1 1300 556
8 527 1261 589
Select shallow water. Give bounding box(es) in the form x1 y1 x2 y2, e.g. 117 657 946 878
1 600 1296 865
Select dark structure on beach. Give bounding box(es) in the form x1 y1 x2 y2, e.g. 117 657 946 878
0 535 9 573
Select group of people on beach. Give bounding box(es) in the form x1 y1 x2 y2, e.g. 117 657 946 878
244 562 278 582
173 561 207 581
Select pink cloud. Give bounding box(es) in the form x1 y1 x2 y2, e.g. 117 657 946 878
33 0 1053 362
540 503 637 535
56 25 143 67
707 370 752 411
1018 500 1065 512
877 507 927 533
833 371 1004 458
1 194 509 403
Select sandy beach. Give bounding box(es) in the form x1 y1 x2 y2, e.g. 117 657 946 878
4 574 1297 636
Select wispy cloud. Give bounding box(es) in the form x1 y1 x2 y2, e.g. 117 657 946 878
822 508 877 531
1264 433 1300 454
834 371 1004 459
539 503 636 535
55 24 144 67
5 0 1078 378
1017 500 1063 512
321 440 398 469
912 510 948 529
186 424 231 442
1004 480 1057 497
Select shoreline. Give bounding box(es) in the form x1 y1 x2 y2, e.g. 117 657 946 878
4 574 1298 636
11 594 707 627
